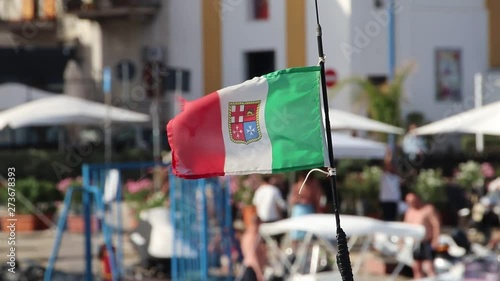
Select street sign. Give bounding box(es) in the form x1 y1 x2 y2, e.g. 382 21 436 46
325 68 337 88
103 67 111 94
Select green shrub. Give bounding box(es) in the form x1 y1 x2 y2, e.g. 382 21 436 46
0 148 154 182
455 161 484 191
0 177 61 214
411 169 447 210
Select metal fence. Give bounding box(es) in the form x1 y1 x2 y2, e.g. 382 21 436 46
169 175 233 281
46 161 233 281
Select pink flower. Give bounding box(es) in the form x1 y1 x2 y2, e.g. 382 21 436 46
126 178 153 193
137 179 153 190
57 178 74 192
126 180 140 193
481 162 495 178
230 177 239 194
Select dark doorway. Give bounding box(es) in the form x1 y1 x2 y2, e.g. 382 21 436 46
245 51 275 79
0 46 76 93
368 75 387 86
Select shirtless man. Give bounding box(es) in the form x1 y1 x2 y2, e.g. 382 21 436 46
404 192 441 279
240 215 268 281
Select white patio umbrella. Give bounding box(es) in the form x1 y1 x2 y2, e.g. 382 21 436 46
0 95 149 130
0 83 54 111
329 109 404 135
331 133 387 159
413 100 500 136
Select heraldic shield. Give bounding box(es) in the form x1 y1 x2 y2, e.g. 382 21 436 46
228 100 262 144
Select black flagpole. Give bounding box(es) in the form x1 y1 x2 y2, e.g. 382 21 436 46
314 0 354 280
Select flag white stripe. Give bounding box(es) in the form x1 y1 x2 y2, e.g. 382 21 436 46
219 77 273 174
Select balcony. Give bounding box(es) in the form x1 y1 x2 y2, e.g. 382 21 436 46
0 0 58 32
65 0 161 20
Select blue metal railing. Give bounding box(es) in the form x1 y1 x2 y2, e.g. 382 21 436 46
170 175 233 281
45 161 231 281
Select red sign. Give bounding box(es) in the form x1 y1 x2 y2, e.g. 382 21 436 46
325 68 337 88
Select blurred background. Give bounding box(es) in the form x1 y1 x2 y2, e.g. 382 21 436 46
0 1 500 281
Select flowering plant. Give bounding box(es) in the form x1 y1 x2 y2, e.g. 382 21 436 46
124 178 167 217
0 177 61 214
412 169 446 206
232 175 259 207
344 166 382 197
342 166 382 215
124 178 153 209
456 161 484 191
56 176 84 214
360 166 383 197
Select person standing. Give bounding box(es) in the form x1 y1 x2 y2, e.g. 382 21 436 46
379 153 402 221
404 193 441 279
402 123 427 161
252 175 286 223
240 216 268 281
289 172 324 242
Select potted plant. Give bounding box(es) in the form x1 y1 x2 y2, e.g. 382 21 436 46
137 190 168 216
331 63 414 141
124 178 155 227
124 176 169 227
343 166 382 217
0 177 60 232
455 161 484 192
359 166 383 218
412 169 447 212
341 172 363 215
57 176 98 233
232 175 259 227
34 179 63 230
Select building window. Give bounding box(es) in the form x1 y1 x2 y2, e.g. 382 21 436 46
253 0 269 20
246 51 275 79
368 75 387 86
374 0 384 9
435 48 462 101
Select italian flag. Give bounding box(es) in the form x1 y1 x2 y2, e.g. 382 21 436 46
167 66 329 179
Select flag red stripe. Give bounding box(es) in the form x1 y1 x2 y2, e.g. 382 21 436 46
167 92 226 179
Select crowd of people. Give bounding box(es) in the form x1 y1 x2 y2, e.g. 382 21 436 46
229 172 325 281
225 152 500 280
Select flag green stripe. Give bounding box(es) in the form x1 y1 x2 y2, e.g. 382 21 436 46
263 66 326 172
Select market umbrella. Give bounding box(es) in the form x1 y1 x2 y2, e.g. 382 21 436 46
331 133 387 159
413 100 500 136
329 109 404 135
0 95 149 130
0 83 53 111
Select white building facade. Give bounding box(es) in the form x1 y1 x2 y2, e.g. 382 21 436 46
168 0 489 126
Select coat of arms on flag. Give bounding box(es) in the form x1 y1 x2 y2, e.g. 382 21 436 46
228 101 262 144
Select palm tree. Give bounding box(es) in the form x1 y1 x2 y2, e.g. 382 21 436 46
330 63 414 129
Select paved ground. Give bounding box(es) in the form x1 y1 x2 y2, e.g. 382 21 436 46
0 228 141 280
1 228 410 281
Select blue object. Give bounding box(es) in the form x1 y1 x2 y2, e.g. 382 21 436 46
46 162 168 281
44 185 116 281
388 0 396 81
169 174 233 281
103 67 112 94
290 204 315 240
46 162 232 281
82 165 92 281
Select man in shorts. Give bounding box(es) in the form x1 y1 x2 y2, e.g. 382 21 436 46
404 192 441 279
